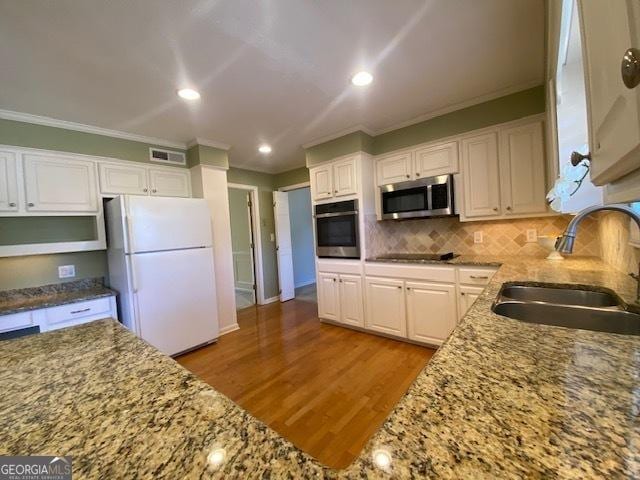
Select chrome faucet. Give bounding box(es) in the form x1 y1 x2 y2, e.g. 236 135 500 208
555 203 640 300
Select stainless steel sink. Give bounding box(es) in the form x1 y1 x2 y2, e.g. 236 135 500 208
492 282 640 336
499 284 619 307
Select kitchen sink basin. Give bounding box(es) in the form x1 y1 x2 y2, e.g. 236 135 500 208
492 282 640 336
499 284 619 307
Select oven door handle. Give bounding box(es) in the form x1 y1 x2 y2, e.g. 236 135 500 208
315 211 358 218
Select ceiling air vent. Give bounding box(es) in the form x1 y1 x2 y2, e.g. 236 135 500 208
149 147 186 166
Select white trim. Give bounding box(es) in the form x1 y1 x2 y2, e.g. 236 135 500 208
187 137 231 151
262 296 280 305
199 163 229 172
302 125 375 149
294 279 316 289
227 183 266 306
219 323 240 336
0 108 189 150
278 182 310 192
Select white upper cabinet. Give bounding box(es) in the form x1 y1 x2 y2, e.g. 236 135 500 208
376 152 412 185
99 162 149 196
148 168 191 198
499 121 547 216
365 277 406 337
0 151 19 212
579 0 640 185
317 272 340 321
414 141 459 179
310 164 333 201
460 132 501 219
406 281 457 344
333 157 358 197
338 274 364 327
23 154 98 213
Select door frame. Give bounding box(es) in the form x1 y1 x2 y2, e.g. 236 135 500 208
278 181 310 192
227 183 266 305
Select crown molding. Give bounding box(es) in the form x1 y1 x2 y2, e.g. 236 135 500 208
301 124 375 149
187 137 231 151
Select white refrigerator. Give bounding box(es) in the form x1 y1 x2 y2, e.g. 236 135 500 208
106 195 219 356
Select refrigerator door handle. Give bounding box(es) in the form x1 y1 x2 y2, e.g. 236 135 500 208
130 255 139 293
126 215 135 253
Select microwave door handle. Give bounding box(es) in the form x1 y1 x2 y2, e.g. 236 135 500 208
426 184 433 212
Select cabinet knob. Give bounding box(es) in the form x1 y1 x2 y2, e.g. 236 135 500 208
28 202 35 207
333 278 336 282
405 174 410 178
506 206 512 211
461 292 465 296
493 207 498 212
334 190 338 193
143 188 148 193
397 285 402 289
416 173 420 177
8 202 16 207
406 287 411 291
152 189 157 193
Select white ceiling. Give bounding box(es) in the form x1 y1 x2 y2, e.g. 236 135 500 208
0 0 544 173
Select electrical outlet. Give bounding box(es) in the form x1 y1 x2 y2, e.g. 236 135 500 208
58 265 76 279
526 229 538 243
473 231 483 244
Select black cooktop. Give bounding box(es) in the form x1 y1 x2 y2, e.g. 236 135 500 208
373 252 456 261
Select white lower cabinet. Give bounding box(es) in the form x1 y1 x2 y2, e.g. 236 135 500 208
317 272 340 321
406 281 457 344
365 277 406 337
458 285 485 320
338 274 364 327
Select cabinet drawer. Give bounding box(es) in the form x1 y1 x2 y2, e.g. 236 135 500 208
45 298 112 326
365 262 456 283
317 259 362 275
0 311 34 333
458 267 496 285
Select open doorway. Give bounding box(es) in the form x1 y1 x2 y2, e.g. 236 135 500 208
273 185 316 303
228 186 259 310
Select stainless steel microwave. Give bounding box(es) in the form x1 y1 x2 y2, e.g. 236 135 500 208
379 174 455 220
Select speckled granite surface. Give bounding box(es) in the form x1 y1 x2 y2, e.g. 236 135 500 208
366 254 503 267
1 256 639 479
0 278 116 316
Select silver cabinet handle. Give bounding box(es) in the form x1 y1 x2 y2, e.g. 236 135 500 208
622 47 640 89
70 307 91 314
470 275 489 279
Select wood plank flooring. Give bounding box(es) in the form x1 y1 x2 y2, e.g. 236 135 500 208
176 297 434 469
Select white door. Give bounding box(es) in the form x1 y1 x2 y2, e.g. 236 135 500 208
273 191 295 302
458 285 485 320
499 121 547 216
131 247 218 356
406 281 457 345
148 168 191 197
376 152 413 185
317 272 340 321
0 151 18 212
339 274 364 327
460 132 501 219
365 277 406 337
414 141 459 178
310 165 333 201
99 163 149 196
23 154 98 213
579 0 640 184
126 196 213 253
333 157 358 197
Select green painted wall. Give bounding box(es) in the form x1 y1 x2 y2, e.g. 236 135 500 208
187 144 229 169
0 251 107 291
273 167 310 188
0 217 97 245
305 131 374 166
0 119 187 166
373 86 545 154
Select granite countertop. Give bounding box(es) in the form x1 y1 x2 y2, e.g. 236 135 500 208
365 253 504 267
1 256 639 478
0 278 116 316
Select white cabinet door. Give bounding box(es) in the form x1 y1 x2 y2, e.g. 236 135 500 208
0 151 19 212
339 274 364 327
99 163 149 196
499 121 547 216
310 165 333 201
414 141 459 178
458 285 485 320
23 154 98 212
317 272 340 321
333 157 358 197
579 0 640 185
460 132 501 219
365 277 406 337
376 152 413 186
148 168 190 197
406 281 456 345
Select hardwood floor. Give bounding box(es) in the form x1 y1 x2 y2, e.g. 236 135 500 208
176 298 435 469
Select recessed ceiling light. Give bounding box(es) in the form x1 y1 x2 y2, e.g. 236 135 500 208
351 71 373 86
177 88 201 100
258 144 272 154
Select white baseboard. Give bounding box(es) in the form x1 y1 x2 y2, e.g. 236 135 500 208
294 279 316 288
219 323 240 336
261 295 280 305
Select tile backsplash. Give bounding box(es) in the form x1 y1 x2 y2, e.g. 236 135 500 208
364 214 601 258
597 212 640 276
